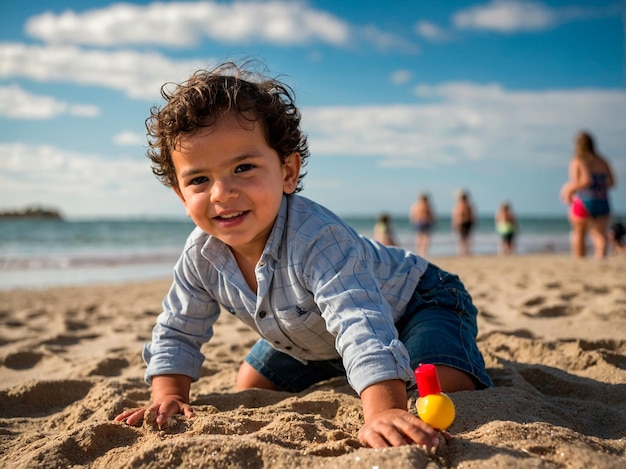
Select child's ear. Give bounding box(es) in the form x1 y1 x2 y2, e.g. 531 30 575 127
282 152 301 194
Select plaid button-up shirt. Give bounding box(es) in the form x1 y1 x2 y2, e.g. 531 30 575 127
144 194 428 394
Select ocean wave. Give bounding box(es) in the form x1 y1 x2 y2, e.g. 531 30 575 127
0 252 181 270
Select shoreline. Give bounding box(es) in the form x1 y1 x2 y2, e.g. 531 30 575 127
0 248 585 292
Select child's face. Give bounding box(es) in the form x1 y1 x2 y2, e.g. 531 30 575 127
171 112 301 260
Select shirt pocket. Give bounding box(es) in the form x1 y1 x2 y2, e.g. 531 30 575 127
273 306 338 358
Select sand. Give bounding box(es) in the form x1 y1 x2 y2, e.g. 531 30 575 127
1 254 625 468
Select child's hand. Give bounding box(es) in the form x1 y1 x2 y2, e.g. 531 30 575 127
115 398 195 427
358 408 443 449
115 374 193 427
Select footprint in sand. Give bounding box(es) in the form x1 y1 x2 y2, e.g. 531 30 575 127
200 366 220 378
3 319 24 328
25 308 47 320
26 423 141 467
87 357 130 377
142 309 160 317
479 310 503 325
42 333 100 347
523 297 545 307
506 329 535 339
1 350 44 370
584 285 610 295
523 304 581 318
577 339 626 369
64 319 90 331
0 380 93 418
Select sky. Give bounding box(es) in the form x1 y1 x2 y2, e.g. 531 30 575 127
0 0 624 219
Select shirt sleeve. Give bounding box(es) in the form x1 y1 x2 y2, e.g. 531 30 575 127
302 225 414 394
143 247 220 384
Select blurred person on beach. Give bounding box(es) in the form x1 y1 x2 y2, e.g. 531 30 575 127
494 201 518 255
560 131 616 259
114 62 492 450
373 213 397 246
609 221 625 255
452 189 476 256
409 192 435 257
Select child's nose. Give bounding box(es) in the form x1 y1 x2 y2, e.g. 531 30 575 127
210 180 236 203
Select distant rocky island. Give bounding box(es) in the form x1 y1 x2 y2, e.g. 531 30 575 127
0 206 63 220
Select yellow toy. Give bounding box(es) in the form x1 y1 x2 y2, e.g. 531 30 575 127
414 364 456 431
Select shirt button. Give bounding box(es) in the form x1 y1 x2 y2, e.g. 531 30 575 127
285 346 292 350
274 340 281 345
258 261 265 267
259 311 267 318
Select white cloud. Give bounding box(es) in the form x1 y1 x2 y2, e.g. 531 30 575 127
69 104 100 117
0 142 178 217
454 0 554 32
452 0 620 33
0 3 419 108
22 1 418 53
303 83 626 169
415 20 451 42
390 70 412 85
0 84 99 119
113 131 145 146
24 1 350 48
357 25 419 54
0 143 143 185
0 43 206 100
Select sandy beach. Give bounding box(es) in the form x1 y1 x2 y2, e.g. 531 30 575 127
1 254 625 468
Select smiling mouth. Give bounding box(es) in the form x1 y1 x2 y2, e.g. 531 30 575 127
215 211 246 220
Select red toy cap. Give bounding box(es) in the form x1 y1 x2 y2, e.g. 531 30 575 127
414 364 441 397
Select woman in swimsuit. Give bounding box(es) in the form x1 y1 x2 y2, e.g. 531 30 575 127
560 131 616 259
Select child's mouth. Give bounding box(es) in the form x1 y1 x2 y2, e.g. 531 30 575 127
218 211 244 219
215 211 247 223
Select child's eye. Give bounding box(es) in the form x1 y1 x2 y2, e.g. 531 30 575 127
235 164 255 173
190 176 209 185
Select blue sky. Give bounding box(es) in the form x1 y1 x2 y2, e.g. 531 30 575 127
0 0 624 219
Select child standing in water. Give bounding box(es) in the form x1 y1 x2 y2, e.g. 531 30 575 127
373 213 398 246
115 62 492 449
495 201 518 255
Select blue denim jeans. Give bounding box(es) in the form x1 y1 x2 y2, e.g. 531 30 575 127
245 263 492 392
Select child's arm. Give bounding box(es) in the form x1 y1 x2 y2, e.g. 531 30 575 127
358 379 441 449
115 374 194 426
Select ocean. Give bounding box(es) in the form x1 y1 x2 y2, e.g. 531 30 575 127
0 214 595 290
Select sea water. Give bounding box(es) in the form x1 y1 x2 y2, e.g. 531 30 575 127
0 214 597 290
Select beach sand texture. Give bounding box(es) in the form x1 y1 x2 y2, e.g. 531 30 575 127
1 254 625 468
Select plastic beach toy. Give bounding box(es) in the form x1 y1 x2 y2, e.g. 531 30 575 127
414 364 456 430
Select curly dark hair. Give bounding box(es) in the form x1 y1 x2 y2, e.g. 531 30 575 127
146 62 309 191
